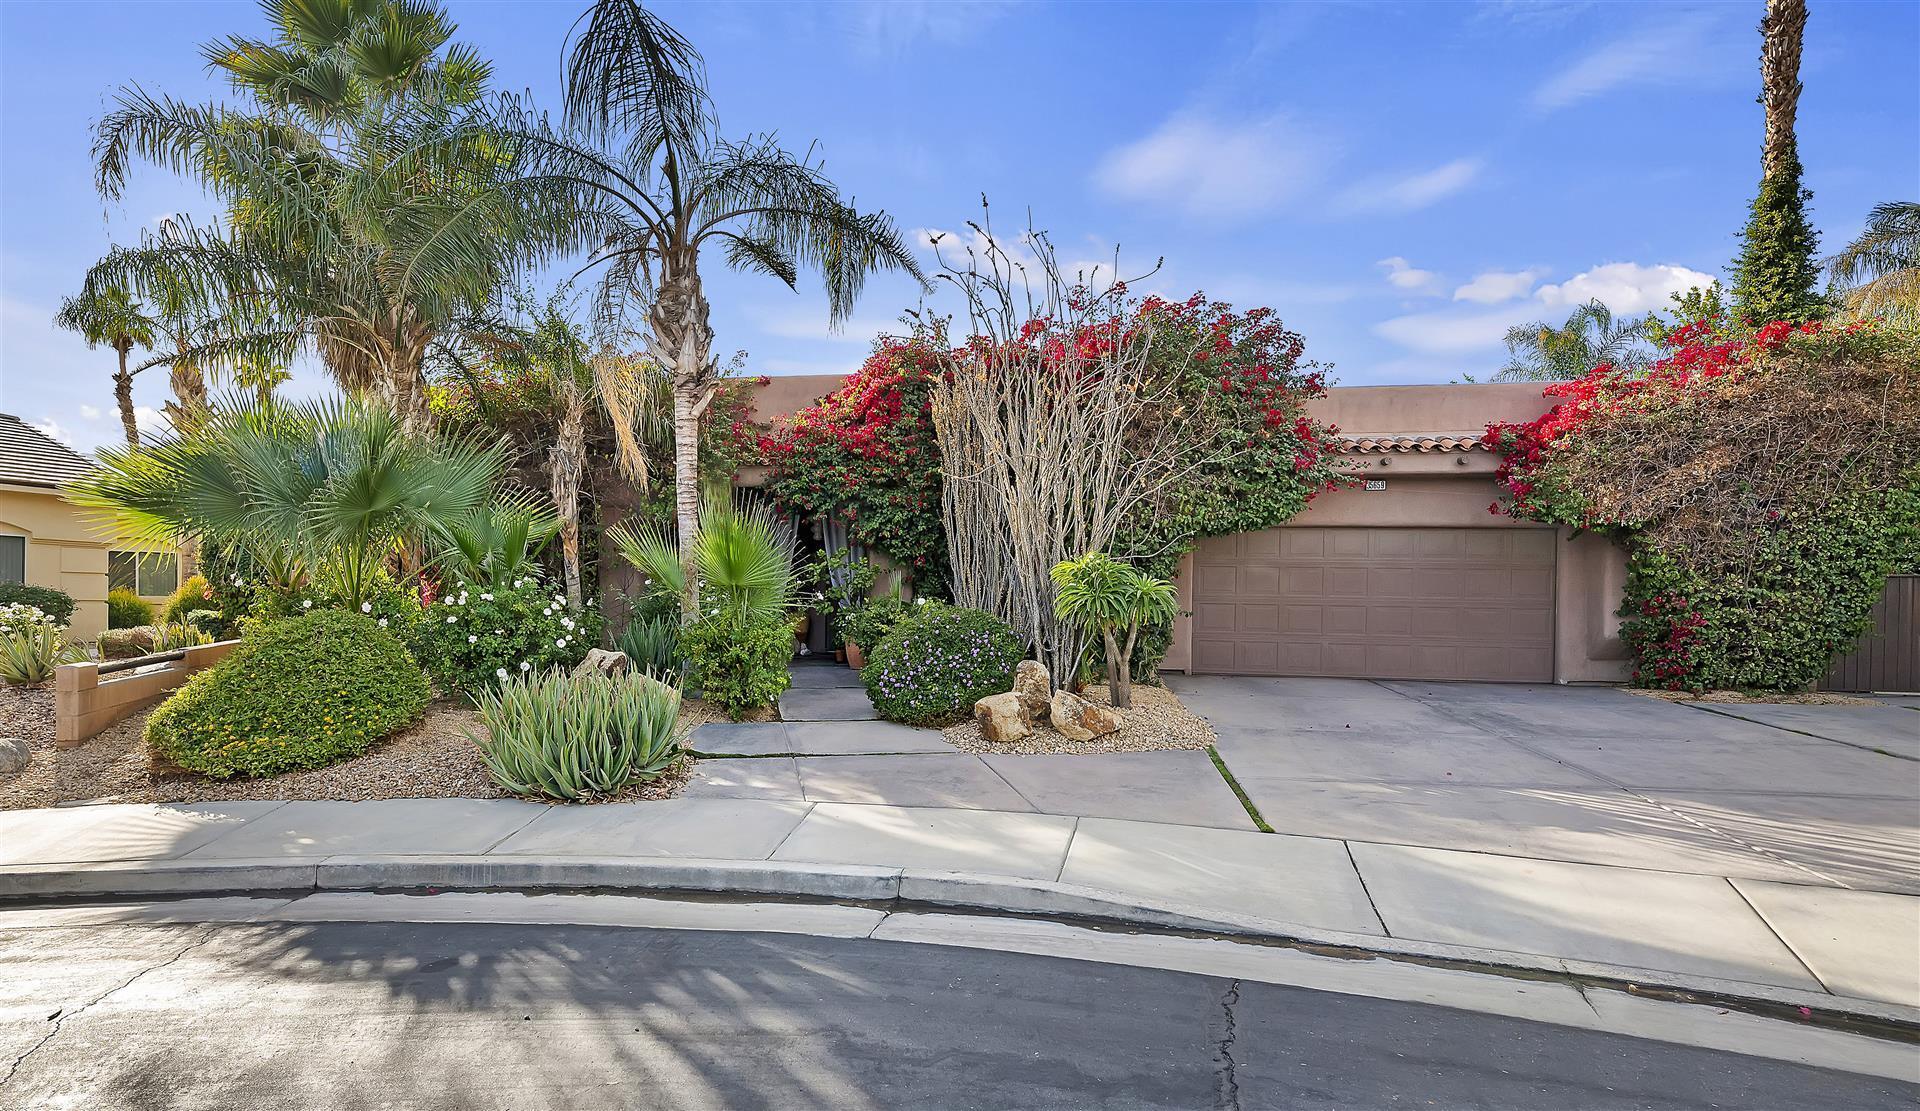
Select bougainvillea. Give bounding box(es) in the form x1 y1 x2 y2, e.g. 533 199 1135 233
760 339 948 591
1485 316 1920 690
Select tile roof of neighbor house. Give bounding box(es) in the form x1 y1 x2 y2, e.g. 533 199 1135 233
0 412 97 490
1336 433 1490 454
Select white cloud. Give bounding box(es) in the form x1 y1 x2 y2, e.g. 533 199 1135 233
29 417 75 447
1374 304 1538 354
1339 158 1483 214
78 403 101 420
1532 13 1727 111
1535 262 1715 314
1453 268 1541 304
1094 111 1329 220
842 0 1014 56
758 306 911 344
1377 257 1440 294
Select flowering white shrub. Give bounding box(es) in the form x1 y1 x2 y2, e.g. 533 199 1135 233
0 603 58 639
409 575 601 696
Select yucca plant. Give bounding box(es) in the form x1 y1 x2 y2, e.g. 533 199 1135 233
615 615 682 679
0 626 89 686
608 496 799 624
471 669 683 800
150 622 214 652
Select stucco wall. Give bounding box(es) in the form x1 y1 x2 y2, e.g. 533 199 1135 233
1 485 179 641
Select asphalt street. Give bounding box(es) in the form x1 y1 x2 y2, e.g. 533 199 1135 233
2 917 1913 1109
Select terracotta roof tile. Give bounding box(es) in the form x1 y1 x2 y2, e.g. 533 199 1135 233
1336 433 1489 454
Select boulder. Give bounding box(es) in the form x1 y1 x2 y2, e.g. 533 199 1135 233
573 648 630 678
1050 689 1121 741
973 692 1032 743
1013 660 1052 720
0 737 28 775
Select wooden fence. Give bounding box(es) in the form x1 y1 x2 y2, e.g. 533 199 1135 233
1822 575 1918 693
55 640 239 747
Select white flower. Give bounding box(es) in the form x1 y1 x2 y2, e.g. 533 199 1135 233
914 597 927 606
360 602 372 613
446 616 457 624
495 667 508 679
542 607 553 616
513 578 525 589
467 634 478 644
480 593 493 601
519 660 531 671
561 617 575 629
301 600 312 609
493 629 503 635
553 595 564 606
378 618 389 628
555 638 567 647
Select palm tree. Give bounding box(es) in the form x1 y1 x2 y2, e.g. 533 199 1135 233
608 496 799 624
1827 201 1920 323
68 395 514 609
84 0 580 431
1494 299 1654 382
1730 0 1823 323
53 286 155 446
508 0 926 620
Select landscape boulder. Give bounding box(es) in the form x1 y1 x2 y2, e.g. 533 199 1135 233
573 648 631 678
1012 660 1052 720
0 737 28 775
973 692 1032 743
1050 689 1121 741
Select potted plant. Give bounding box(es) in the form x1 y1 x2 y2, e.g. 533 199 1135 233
806 546 877 666
841 595 912 672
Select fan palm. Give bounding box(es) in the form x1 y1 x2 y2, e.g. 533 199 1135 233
608 496 798 624
53 286 155 447
84 0 581 431
1495 299 1654 382
504 0 926 620
68 394 513 608
1827 201 1920 324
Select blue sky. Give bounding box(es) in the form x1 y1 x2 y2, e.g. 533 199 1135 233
3 0 1916 451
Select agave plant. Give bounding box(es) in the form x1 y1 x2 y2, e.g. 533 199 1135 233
608 496 799 624
614 615 682 679
0 626 89 686
471 669 683 800
150 622 214 652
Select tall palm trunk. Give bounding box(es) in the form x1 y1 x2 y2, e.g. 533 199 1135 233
113 341 139 447
649 254 716 623
549 383 588 611
166 340 209 435
1760 0 1807 180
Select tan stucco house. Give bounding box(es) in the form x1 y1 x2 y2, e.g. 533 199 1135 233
746 377 1631 686
0 413 183 640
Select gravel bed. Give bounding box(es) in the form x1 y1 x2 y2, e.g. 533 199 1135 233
1623 688 1882 706
941 684 1217 755
0 691 709 809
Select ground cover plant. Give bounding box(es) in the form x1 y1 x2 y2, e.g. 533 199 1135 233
145 610 429 778
472 668 682 801
1486 316 1919 690
861 603 1022 726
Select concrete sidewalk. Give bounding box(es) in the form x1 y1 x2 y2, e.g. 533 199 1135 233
1 796 1915 1018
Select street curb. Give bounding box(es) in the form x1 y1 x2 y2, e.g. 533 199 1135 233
3 854 1916 1030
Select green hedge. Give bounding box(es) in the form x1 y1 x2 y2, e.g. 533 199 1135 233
861 604 1022 726
0 583 75 626
107 588 155 629
146 610 429 778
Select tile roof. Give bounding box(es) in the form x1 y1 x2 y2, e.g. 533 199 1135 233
1336 433 1489 454
0 412 96 490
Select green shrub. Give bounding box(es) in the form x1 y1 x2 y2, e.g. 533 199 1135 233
0 584 75 626
409 574 595 696
861 605 1022 725
682 607 792 719
0 602 58 639
615 614 681 679
840 594 912 650
107 589 155 629
472 669 683 800
0 625 87 685
145 610 429 778
160 575 212 625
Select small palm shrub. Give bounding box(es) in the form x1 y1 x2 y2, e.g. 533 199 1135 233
0 625 88 685
861 605 1022 725
107 588 155 629
682 607 793 719
0 584 74 626
472 669 684 800
145 610 429 778
615 615 681 678
411 575 598 696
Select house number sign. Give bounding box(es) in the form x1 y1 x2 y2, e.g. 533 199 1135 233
1364 479 1387 491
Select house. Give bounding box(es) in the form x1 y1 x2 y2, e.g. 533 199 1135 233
745 378 1632 686
0 413 184 640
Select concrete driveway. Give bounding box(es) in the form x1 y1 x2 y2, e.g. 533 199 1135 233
1168 676 1920 895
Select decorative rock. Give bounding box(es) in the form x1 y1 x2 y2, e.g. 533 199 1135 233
1013 660 1052 721
573 649 631 678
1050 689 1122 741
0 737 28 775
973 692 1033 743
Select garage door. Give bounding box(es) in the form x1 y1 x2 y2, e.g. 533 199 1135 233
1190 527 1555 682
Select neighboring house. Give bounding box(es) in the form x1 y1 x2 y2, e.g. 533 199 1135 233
0 413 183 640
746 378 1632 686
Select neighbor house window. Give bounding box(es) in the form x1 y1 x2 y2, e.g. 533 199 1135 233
108 551 178 596
0 535 22 584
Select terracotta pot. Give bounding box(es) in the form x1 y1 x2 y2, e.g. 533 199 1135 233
790 612 811 640
845 641 866 670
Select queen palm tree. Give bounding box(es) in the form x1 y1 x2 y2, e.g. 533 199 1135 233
53 286 154 447
1495 299 1654 381
84 0 580 431
507 0 926 619
1827 201 1920 324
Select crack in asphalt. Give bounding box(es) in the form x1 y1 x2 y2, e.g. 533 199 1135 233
1212 977 1242 1111
0 930 213 1089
